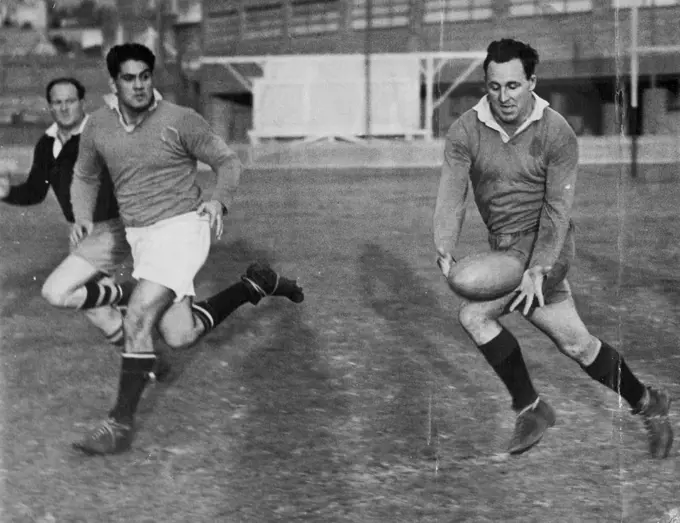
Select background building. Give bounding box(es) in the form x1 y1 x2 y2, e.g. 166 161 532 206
166 0 680 144
0 0 677 149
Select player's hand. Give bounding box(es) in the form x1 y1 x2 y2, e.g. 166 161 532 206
509 266 550 316
436 248 456 278
0 174 11 199
70 220 94 247
197 199 225 240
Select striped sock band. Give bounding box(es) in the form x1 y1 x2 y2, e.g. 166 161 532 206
80 281 123 309
191 302 215 332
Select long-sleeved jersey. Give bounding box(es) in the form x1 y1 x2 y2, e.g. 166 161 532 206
433 94 578 270
3 117 119 223
71 95 242 228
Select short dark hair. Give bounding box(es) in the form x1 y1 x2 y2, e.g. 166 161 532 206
483 39 540 79
106 43 156 78
46 77 86 103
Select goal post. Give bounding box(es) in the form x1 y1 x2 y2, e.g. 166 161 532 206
627 1 680 176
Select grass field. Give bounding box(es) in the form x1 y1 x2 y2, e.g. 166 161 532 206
1 165 679 522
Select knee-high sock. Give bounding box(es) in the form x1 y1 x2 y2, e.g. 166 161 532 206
581 340 646 408
80 279 134 310
108 353 156 425
190 282 252 333
478 328 539 411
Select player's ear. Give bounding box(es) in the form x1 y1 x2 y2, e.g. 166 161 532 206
108 78 117 94
528 74 537 91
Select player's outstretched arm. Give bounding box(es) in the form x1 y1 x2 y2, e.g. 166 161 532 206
1 141 52 206
433 123 471 260
180 110 242 215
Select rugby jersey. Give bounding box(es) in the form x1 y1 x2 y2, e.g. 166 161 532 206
71 96 242 228
433 94 578 270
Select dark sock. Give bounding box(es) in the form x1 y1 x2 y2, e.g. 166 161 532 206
478 329 539 411
80 278 133 310
191 282 252 333
108 353 156 425
581 340 646 408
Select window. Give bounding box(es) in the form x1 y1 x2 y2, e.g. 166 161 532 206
244 2 283 39
509 0 592 16
175 0 203 22
423 0 493 23
291 0 341 35
205 6 240 42
352 0 410 29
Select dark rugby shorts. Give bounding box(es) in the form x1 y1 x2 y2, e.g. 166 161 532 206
487 223 575 305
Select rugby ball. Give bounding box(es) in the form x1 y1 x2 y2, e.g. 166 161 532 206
446 251 525 301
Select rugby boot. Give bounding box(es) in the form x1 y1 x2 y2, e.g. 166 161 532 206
508 397 556 455
72 418 134 455
241 262 304 305
632 387 673 459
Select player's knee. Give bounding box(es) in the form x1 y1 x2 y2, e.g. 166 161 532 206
160 328 194 350
458 303 486 332
558 335 599 364
41 279 68 307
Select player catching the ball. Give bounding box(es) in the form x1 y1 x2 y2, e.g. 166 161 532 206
433 38 672 458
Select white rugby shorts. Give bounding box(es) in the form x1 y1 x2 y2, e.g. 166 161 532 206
125 211 211 302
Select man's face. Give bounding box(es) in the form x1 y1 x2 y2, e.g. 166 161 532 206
113 59 154 113
485 58 536 126
48 83 85 130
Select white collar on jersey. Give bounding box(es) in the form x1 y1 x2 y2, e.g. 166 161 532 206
103 89 164 132
473 93 550 143
45 114 90 158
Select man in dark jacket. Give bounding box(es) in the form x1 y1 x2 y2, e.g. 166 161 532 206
0 77 132 346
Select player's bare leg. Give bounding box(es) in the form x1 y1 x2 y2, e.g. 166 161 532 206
42 254 130 345
73 278 174 455
458 295 556 455
529 296 673 459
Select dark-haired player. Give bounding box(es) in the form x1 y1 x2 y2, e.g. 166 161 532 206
70 43 304 455
434 38 672 458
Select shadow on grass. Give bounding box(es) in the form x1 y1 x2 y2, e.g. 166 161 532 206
356 241 501 461
219 300 354 520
